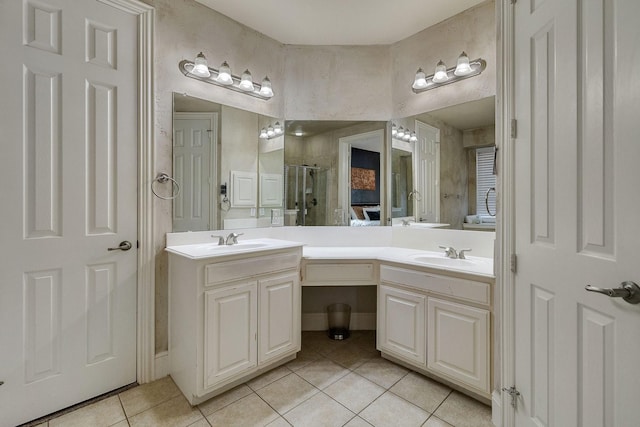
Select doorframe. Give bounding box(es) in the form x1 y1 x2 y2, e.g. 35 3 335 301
338 129 386 223
98 0 156 385
496 0 516 425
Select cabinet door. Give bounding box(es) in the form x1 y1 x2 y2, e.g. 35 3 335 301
258 272 300 365
204 282 257 389
427 297 489 393
377 284 426 366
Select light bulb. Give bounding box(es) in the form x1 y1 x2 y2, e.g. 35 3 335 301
397 127 405 138
239 69 254 91
216 61 233 85
392 123 397 136
454 51 473 76
259 128 268 139
192 52 210 77
403 132 411 141
267 126 275 137
274 122 283 134
409 132 418 142
412 68 427 90
432 60 449 83
259 76 274 98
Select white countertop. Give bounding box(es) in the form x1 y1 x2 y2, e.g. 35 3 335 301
165 238 303 260
303 246 494 278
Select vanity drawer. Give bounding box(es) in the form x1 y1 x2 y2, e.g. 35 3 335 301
379 265 490 306
205 251 300 286
303 262 375 285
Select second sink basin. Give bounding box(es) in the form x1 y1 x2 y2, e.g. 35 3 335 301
411 254 487 268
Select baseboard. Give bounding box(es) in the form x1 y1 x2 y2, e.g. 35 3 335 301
154 351 169 380
301 312 376 331
492 389 502 427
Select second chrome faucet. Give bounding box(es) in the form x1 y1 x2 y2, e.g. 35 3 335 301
439 245 472 259
211 232 244 246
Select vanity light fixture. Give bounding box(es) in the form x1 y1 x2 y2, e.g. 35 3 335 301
412 52 486 93
259 121 284 140
392 124 418 142
179 53 274 100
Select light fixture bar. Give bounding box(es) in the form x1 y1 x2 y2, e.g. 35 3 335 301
412 58 486 94
179 59 274 100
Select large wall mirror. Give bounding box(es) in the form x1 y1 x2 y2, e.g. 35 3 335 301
283 120 387 226
172 93 284 231
391 96 496 230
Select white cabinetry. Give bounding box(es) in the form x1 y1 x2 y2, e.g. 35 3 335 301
377 284 426 366
258 272 299 364
378 264 492 398
204 281 257 389
169 247 301 404
427 297 489 393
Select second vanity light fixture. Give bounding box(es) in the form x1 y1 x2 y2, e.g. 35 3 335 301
259 122 283 140
392 123 418 142
179 52 274 100
412 51 486 93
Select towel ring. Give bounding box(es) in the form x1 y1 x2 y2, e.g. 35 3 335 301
151 173 181 200
485 187 496 217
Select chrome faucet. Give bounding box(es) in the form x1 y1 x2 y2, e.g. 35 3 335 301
439 245 458 259
211 235 225 245
458 249 472 259
225 232 243 245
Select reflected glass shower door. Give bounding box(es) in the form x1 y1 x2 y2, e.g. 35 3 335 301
284 165 327 226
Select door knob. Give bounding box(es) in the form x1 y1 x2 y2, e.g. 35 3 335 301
585 281 640 304
107 241 133 252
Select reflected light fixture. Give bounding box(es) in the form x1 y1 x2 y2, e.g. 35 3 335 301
392 123 418 143
412 52 486 93
259 121 284 140
179 53 274 100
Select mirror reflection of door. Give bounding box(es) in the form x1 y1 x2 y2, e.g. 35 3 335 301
391 142 414 220
173 112 217 232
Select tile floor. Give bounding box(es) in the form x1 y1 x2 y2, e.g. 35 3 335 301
29 331 493 427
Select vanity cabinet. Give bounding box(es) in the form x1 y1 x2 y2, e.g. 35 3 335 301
378 264 492 398
169 247 302 405
427 297 489 393
377 284 426 366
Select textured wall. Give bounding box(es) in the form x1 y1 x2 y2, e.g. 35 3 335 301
148 0 496 353
284 45 392 120
390 0 496 118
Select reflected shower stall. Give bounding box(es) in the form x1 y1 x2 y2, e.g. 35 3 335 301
284 164 327 226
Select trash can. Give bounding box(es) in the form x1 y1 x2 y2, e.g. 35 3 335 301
327 303 351 340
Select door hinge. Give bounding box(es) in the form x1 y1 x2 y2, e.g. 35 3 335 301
137 240 140 249
510 119 517 138
502 386 521 408
510 254 517 273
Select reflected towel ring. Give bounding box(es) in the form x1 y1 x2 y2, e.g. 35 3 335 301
151 173 181 200
485 187 496 217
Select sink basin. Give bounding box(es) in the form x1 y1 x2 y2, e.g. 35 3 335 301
411 255 480 267
191 242 268 253
165 238 303 260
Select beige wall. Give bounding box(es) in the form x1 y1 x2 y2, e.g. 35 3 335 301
148 0 496 353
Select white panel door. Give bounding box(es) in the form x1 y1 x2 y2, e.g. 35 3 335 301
173 113 217 232
0 1 138 425
415 120 440 222
258 272 300 365
427 297 489 394
514 0 640 425
204 282 257 389
377 284 426 366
